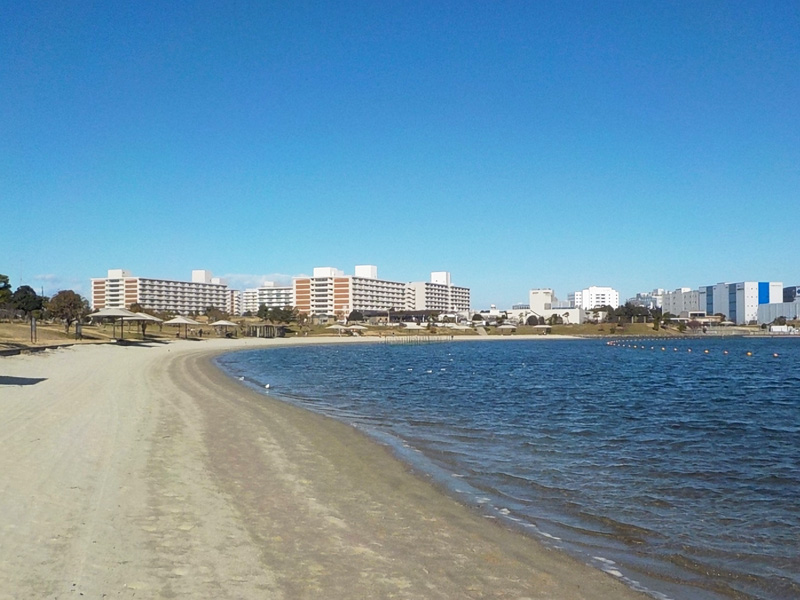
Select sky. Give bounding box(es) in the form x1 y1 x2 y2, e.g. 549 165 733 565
2 1 798 309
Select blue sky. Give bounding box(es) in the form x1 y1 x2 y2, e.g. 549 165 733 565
2 1 798 309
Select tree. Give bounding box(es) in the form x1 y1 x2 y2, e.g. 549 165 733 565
0 274 11 306
12 285 44 319
47 290 89 333
205 306 227 323
347 310 364 323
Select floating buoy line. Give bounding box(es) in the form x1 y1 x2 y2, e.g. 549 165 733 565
605 339 779 358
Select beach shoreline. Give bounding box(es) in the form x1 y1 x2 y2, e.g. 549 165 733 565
0 337 649 599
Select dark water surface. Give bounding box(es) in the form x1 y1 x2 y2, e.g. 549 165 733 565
216 337 800 600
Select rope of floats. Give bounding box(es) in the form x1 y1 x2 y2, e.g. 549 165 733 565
606 339 780 358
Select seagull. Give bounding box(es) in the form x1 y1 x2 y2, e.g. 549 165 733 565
264 384 271 389
238 376 244 381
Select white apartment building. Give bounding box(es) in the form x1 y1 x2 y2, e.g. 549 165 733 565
568 286 620 310
91 269 228 315
405 271 470 313
242 282 293 314
699 281 783 324
661 288 700 317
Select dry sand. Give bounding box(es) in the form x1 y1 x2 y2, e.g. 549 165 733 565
0 337 649 599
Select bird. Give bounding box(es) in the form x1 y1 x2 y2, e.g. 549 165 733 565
264 383 271 390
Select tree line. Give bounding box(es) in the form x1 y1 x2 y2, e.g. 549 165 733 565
1 274 89 332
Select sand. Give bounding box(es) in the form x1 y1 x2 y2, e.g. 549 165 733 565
0 337 649 599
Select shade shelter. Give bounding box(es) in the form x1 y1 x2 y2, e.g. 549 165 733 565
123 312 163 339
210 319 239 337
163 315 201 339
87 307 138 340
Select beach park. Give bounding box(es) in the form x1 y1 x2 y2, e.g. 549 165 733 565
0 336 652 599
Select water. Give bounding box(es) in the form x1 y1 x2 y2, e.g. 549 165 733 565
215 337 800 600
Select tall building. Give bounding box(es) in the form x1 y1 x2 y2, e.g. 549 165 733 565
698 281 783 324
293 266 406 319
226 289 242 316
405 271 470 313
293 266 471 319
241 282 293 314
91 269 228 315
568 286 620 310
662 288 700 317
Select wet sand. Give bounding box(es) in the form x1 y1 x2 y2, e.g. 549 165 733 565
0 337 649 599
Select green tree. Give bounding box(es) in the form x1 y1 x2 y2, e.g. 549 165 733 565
0 274 11 306
12 285 44 319
47 290 89 333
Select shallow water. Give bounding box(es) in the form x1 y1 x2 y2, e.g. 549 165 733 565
216 337 800 600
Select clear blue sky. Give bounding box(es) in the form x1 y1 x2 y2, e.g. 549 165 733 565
2 1 798 309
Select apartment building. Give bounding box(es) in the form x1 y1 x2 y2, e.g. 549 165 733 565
568 286 620 310
293 266 470 319
91 269 228 315
405 271 470 313
242 282 293 314
698 281 783 324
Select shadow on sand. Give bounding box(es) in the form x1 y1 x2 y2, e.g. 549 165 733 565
0 376 48 386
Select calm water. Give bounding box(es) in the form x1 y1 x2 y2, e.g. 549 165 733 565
215 337 800 600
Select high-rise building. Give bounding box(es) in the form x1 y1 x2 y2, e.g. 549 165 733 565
241 282 293 314
405 271 470 313
568 286 620 310
91 269 228 315
293 266 470 319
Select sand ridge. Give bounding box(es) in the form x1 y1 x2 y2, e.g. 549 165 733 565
0 338 648 598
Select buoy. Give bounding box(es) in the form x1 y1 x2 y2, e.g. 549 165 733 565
773 353 779 358
723 350 728 355
688 349 692 353
661 347 666 351
746 352 752 357
704 349 709 354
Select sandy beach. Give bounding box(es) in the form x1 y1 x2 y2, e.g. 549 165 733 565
0 337 649 599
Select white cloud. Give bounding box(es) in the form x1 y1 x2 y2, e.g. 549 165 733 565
220 273 294 290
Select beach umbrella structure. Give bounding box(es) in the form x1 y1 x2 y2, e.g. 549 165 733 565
496 324 516 335
326 323 347 336
209 319 239 337
86 307 138 340
163 315 201 339
123 312 163 339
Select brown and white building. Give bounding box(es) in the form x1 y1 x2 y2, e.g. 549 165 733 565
91 269 229 315
293 266 470 319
